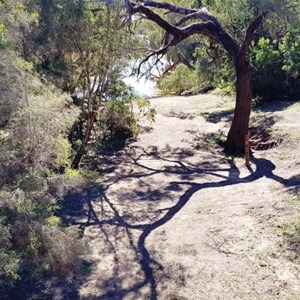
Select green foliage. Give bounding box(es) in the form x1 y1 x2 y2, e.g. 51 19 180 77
281 29 300 77
34 0 139 92
250 35 300 101
64 168 82 178
250 38 287 101
280 194 300 262
195 41 235 94
0 53 79 186
195 131 226 151
157 39 236 96
0 190 86 291
251 38 281 67
65 167 101 182
0 49 83 295
167 16 300 101
202 0 255 41
101 93 155 147
0 23 10 49
150 0 300 100
0 0 147 296
46 216 61 227
31 0 147 167
201 0 294 40
157 65 201 95
0 0 38 50
13 88 76 165
0 217 20 289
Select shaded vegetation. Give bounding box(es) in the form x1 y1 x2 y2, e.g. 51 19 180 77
1 0 300 298
280 194 300 261
0 0 150 296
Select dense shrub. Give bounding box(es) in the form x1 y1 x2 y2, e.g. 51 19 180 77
250 35 300 102
250 37 289 101
0 191 85 290
0 51 84 294
100 94 156 148
280 29 300 98
157 40 236 96
157 64 201 95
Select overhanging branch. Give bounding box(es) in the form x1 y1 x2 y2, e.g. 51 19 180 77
136 35 183 76
129 0 239 60
135 0 197 15
175 8 220 27
131 2 182 36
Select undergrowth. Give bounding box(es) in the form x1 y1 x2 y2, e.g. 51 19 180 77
195 131 227 151
281 194 300 251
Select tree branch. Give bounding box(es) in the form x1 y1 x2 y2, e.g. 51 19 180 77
135 0 197 15
128 0 244 74
181 21 239 58
161 56 181 76
239 13 267 60
136 35 183 76
131 2 182 36
175 8 219 27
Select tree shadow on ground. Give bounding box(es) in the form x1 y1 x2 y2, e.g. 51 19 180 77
190 114 285 152
284 173 300 194
253 100 299 113
201 109 234 124
165 111 196 120
57 145 299 300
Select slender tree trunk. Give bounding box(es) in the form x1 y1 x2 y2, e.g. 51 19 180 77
71 112 95 169
225 60 252 155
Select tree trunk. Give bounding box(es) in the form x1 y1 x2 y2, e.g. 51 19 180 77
225 60 252 155
71 112 95 169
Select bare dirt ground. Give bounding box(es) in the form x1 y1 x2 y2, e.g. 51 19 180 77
60 95 300 300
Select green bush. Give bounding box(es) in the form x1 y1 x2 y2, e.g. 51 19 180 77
157 64 201 95
250 36 300 101
100 94 155 148
281 194 300 247
280 29 300 98
0 191 86 291
0 218 19 289
250 37 287 101
0 51 85 295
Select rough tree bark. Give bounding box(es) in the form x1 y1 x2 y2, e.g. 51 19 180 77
226 61 252 153
126 0 266 155
71 111 96 169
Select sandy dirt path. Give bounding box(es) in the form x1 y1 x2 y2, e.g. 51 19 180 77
61 95 300 300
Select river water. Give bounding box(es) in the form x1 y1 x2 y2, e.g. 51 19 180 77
123 75 158 98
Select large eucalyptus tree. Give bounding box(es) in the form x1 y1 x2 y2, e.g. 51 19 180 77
125 0 292 154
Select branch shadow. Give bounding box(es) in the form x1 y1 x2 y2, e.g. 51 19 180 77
253 100 299 113
283 173 300 194
201 109 234 124
57 145 299 300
